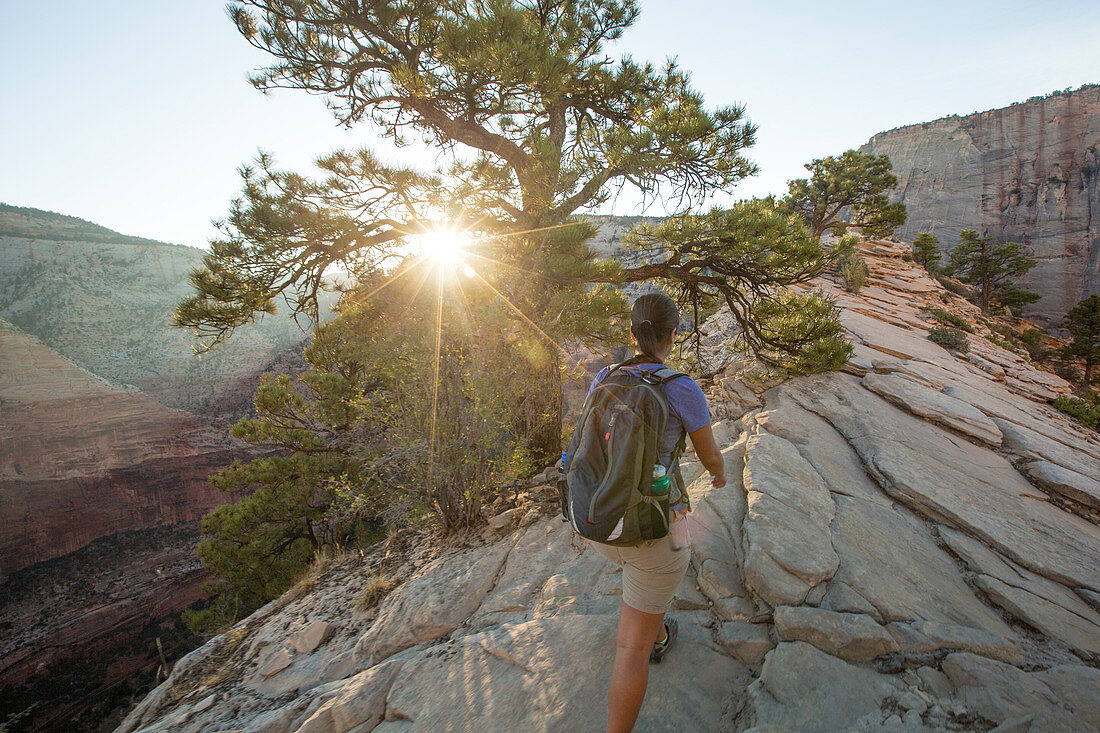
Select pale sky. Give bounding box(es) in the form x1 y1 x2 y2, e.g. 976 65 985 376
1 1 1097 248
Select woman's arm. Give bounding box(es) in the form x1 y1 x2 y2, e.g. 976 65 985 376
688 423 727 489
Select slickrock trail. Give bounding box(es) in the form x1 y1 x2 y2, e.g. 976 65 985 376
119 241 1100 732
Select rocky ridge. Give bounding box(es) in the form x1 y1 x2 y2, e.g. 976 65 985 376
119 241 1100 732
859 85 1100 329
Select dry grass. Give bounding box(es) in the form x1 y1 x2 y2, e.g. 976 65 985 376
356 573 400 612
286 547 339 600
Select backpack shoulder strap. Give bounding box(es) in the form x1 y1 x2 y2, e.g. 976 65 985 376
647 367 688 385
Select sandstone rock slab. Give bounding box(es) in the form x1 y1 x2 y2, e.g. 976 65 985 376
754 390 892 506
885 620 1022 664
354 540 512 665
994 417 1100 483
293 659 404 733
741 432 838 607
940 526 1100 654
788 373 1100 593
773 606 897 662
1021 459 1100 509
745 641 902 732
861 371 1002 446
829 495 1010 633
717 621 774 665
975 575 1100 655
1031 664 1100 730
472 519 573 621
941 652 1060 725
380 615 744 732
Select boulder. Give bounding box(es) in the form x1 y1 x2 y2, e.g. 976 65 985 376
288 620 335 655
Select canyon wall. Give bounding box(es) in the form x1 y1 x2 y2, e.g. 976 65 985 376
0 321 262 578
860 84 1100 328
0 206 332 421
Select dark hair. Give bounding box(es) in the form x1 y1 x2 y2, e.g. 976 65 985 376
630 293 679 361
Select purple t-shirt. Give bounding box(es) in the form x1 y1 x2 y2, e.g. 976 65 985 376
586 362 711 468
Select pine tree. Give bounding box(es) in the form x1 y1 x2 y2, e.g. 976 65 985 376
943 229 1039 313
782 149 907 239
174 0 761 464
1063 294 1100 384
912 232 941 271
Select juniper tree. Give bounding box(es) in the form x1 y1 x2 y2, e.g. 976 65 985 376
166 6 863 625
187 263 547 629
943 229 1039 313
1062 294 1100 384
782 149 907 239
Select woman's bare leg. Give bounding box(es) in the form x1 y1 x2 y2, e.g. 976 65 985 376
607 601 666 733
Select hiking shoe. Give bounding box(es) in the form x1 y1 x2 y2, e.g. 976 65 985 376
650 618 678 663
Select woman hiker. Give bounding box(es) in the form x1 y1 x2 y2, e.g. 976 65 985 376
579 292 728 733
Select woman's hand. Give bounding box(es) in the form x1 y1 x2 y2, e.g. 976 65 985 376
670 506 692 523
688 423 728 489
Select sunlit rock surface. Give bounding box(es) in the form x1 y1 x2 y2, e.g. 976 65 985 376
860 84 1100 328
120 241 1100 732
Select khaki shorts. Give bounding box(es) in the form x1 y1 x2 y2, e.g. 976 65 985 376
587 519 691 614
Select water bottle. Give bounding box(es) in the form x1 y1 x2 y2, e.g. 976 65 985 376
654 464 691 550
652 464 670 494
557 452 570 523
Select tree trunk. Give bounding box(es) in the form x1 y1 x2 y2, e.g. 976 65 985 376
526 351 564 469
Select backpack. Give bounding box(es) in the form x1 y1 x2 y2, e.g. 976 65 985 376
559 359 688 546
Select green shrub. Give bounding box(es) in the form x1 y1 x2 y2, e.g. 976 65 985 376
1053 393 1100 430
1020 327 1047 361
933 272 975 298
836 250 869 293
925 307 974 333
984 333 1010 349
928 326 969 352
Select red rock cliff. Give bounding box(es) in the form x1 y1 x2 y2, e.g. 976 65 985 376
0 322 260 579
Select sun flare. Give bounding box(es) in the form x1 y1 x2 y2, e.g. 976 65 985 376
417 230 469 264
